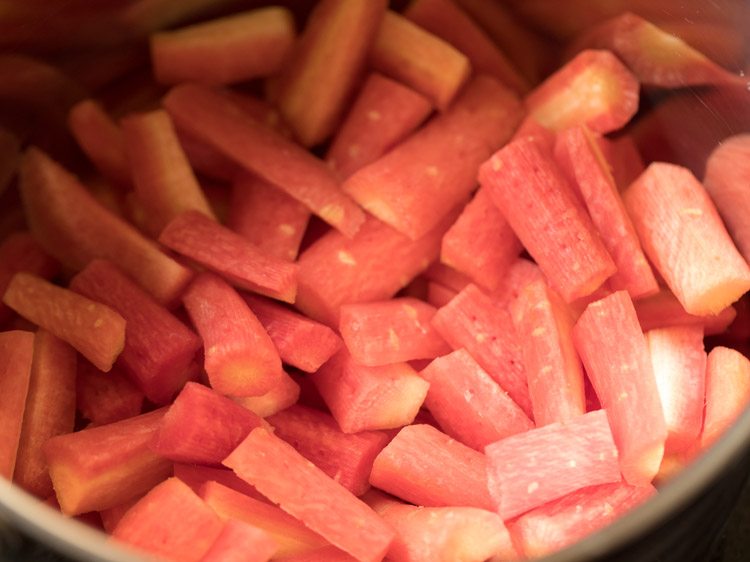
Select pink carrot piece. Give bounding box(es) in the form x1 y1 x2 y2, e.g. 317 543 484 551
573 291 667 485
313 350 429 433
405 0 529 93
510 278 586 426
3 273 125 372
343 75 523 240
370 10 470 111
112 477 223 562
14 331 76 498
623 162 750 315
68 99 130 189
338 297 450 366
526 49 639 134
200 519 277 562
369 423 493 510
325 73 433 180
431 283 531 417
554 125 658 299
76 360 144 426
420 349 533 450
160 210 298 304
163 83 365 237
182 273 284 397
0 330 34 480
646 326 706 454
510 482 656 559
703 134 750 264
366 490 518 562
243 294 342 373
486 409 621 520
440 186 523 292
224 427 396 562
228 175 311 262
296 214 450 327
231 370 300 418
151 382 265 466
701 346 750 449
268 404 390 496
479 136 616 303
70 259 201 405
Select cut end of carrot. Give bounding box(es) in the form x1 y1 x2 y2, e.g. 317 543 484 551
621 442 665 486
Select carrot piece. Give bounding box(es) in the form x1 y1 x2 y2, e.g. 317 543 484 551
419 349 533 450
440 186 522 291
151 7 295 86
405 0 529 93
704 134 750 264
486 409 621 520
112 477 223 562
313 350 429 433
296 214 450 327
163 83 365 238
623 162 750 315
338 297 449 366
201 519 277 562
646 326 706 454
231 371 301 418
18 147 193 305
159 210 298 304
510 482 656 559
0 231 58 326
366 490 517 562
182 273 284 398
121 109 215 236
70 259 201 405
343 75 523 240
68 99 130 189
0 330 34 480
573 291 667 485
200 481 328 558
3 273 125 372
431 283 531 417
371 10 470 111
13 331 76 498
568 13 738 87
243 294 342 373
76 360 144 426
274 0 387 147
228 175 311 262
369 423 493 510
224 427 396 562
634 290 737 335
510 278 586 426
44 408 172 516
479 136 616 302
268 404 390 497
554 125 658 299
325 73 433 180
526 49 640 134
701 346 750 449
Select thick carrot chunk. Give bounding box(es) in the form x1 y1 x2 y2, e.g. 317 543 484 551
182 273 284 397
573 291 667 485
479 136 616 302
623 162 750 315
224 427 396 562
702 347 750 449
